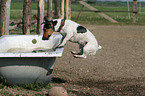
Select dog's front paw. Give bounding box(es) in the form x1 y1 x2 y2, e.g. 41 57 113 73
57 46 64 48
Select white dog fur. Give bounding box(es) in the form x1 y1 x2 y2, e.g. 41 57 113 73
44 19 101 58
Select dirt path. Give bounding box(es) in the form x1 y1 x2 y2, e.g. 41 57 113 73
0 25 144 96
52 25 145 96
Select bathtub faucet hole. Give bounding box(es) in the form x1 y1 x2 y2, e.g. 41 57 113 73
32 39 37 44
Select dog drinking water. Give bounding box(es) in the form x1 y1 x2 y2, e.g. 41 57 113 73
42 19 101 58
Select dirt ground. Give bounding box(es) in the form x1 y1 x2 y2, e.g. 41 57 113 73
0 25 145 96
52 25 145 96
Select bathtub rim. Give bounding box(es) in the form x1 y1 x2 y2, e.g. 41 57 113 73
0 48 64 57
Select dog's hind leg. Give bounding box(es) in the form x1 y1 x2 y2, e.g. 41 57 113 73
71 51 78 55
72 43 87 58
71 51 83 55
71 43 84 55
73 54 87 58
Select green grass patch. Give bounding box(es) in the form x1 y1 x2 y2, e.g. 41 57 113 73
9 2 145 34
10 2 145 25
0 82 51 91
21 82 52 91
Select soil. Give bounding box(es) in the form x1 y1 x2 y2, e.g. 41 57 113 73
0 25 145 96
53 25 145 96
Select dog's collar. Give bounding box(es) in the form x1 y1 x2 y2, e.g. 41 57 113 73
57 19 65 32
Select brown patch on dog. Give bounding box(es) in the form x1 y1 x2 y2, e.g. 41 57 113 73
42 29 54 40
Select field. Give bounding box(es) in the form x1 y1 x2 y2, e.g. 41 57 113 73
0 1 145 96
10 2 145 25
9 2 145 34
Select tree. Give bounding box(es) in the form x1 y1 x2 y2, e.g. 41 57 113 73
133 0 137 23
37 0 44 35
54 0 61 19
0 0 7 36
23 0 32 35
47 0 53 20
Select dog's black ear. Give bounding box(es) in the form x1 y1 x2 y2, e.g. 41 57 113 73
41 22 45 25
53 20 58 26
44 17 50 23
44 16 48 21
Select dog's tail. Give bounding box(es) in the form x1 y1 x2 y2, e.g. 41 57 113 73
98 45 102 49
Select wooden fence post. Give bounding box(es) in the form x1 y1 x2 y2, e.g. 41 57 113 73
0 0 7 36
37 0 44 35
23 0 32 35
133 0 137 23
47 0 53 20
127 0 131 19
139 2 141 13
68 0 71 19
78 1 118 23
65 0 69 19
54 0 61 19
5 0 11 35
75 5 84 21
61 0 64 19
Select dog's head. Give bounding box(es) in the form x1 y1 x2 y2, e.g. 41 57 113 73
42 19 57 40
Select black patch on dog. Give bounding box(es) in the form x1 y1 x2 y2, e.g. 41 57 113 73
77 26 87 33
53 20 58 26
43 20 58 31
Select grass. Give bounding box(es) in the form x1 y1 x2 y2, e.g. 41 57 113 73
10 2 145 25
0 82 52 95
0 77 51 95
71 2 145 25
8 1 145 35
0 81 52 91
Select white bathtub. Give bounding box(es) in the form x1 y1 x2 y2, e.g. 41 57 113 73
0 33 64 85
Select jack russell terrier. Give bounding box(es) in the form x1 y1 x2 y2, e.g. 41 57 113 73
42 19 101 58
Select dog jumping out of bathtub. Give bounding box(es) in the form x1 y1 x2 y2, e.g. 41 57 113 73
42 19 102 58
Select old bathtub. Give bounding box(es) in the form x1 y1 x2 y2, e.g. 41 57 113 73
0 33 63 85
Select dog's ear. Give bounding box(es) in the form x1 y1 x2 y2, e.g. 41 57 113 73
44 17 50 23
41 22 45 25
44 16 48 21
53 20 57 26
